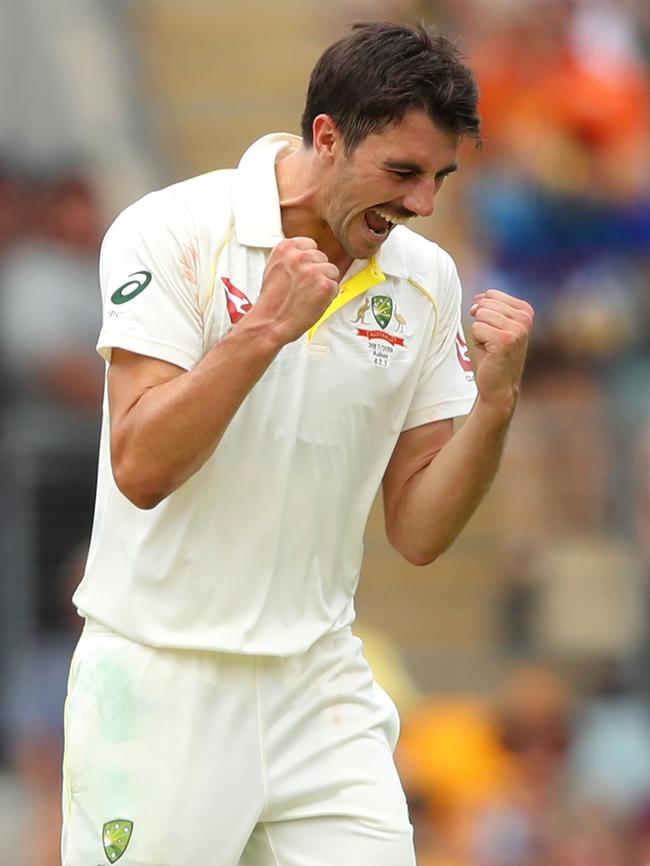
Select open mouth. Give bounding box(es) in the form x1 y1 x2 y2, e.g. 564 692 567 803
364 209 392 239
364 208 410 240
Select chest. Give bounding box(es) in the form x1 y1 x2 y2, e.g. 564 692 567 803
205 241 435 390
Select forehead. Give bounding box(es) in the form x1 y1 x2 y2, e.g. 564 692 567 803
354 110 459 169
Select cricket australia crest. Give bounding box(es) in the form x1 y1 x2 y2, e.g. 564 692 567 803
102 820 134 863
371 295 393 329
353 294 408 368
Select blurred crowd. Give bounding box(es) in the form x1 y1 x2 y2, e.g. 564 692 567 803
395 662 650 865
0 163 104 861
0 164 104 626
0 0 649 864
387 2 649 863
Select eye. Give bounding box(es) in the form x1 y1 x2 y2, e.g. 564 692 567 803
390 170 416 180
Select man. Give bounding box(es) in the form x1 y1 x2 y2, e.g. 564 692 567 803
63 21 533 866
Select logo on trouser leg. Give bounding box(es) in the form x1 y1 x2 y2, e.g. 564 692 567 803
102 820 134 862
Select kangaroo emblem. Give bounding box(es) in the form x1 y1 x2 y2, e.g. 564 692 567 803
353 297 371 324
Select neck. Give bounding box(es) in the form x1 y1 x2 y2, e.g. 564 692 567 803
275 147 352 274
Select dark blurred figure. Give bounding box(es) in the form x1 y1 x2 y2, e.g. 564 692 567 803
630 421 650 699
0 163 34 402
0 170 103 688
0 163 31 256
632 798 650 866
0 171 104 414
470 665 578 866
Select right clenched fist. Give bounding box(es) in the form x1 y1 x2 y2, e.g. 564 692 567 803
252 237 340 345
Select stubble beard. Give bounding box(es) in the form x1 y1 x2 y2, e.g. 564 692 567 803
333 211 378 262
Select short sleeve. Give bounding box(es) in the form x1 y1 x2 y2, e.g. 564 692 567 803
403 251 477 431
97 191 204 370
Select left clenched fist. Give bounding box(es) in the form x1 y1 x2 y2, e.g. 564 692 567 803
469 289 534 416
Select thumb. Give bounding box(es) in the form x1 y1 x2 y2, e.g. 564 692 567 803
290 236 319 251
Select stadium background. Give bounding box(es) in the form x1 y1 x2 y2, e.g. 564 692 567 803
0 0 649 862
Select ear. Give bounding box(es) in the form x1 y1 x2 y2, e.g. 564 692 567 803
311 115 342 165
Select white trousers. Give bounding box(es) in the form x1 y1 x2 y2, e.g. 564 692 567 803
62 621 416 866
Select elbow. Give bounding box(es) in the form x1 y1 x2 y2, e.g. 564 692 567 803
397 545 440 568
126 490 164 511
386 524 448 567
112 458 168 511
402 549 437 568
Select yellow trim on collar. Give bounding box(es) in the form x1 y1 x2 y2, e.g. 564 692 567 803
307 257 386 342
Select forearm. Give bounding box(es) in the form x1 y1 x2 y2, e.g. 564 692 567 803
386 397 513 565
112 318 283 508
385 288 533 565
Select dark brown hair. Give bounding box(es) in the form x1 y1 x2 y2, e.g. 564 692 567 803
301 21 481 151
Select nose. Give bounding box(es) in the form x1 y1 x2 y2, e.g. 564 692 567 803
401 177 436 218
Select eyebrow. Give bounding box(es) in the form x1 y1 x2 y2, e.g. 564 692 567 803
383 160 459 178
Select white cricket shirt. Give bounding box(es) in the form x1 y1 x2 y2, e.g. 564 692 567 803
73 133 477 655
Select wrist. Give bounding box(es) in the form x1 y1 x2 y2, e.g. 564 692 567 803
225 313 288 358
473 386 519 425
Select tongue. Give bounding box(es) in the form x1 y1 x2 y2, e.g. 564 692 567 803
365 210 390 233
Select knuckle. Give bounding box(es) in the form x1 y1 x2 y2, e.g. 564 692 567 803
294 249 312 266
320 277 337 298
293 236 316 252
510 326 526 345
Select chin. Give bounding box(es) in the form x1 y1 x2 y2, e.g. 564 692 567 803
343 233 382 261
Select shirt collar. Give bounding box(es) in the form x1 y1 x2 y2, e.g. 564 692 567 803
232 133 297 248
374 228 409 280
232 132 410 280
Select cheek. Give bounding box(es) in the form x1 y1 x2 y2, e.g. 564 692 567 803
331 193 356 228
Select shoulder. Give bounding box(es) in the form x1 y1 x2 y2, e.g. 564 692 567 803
392 225 457 277
388 225 460 298
104 170 236 246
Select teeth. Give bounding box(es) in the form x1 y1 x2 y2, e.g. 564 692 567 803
375 209 410 226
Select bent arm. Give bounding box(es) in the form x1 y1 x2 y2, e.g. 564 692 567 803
382 400 511 565
108 237 340 509
109 317 283 509
383 288 533 566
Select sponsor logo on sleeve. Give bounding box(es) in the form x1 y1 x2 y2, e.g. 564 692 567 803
110 271 152 305
455 330 475 381
222 277 253 324
455 331 473 372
